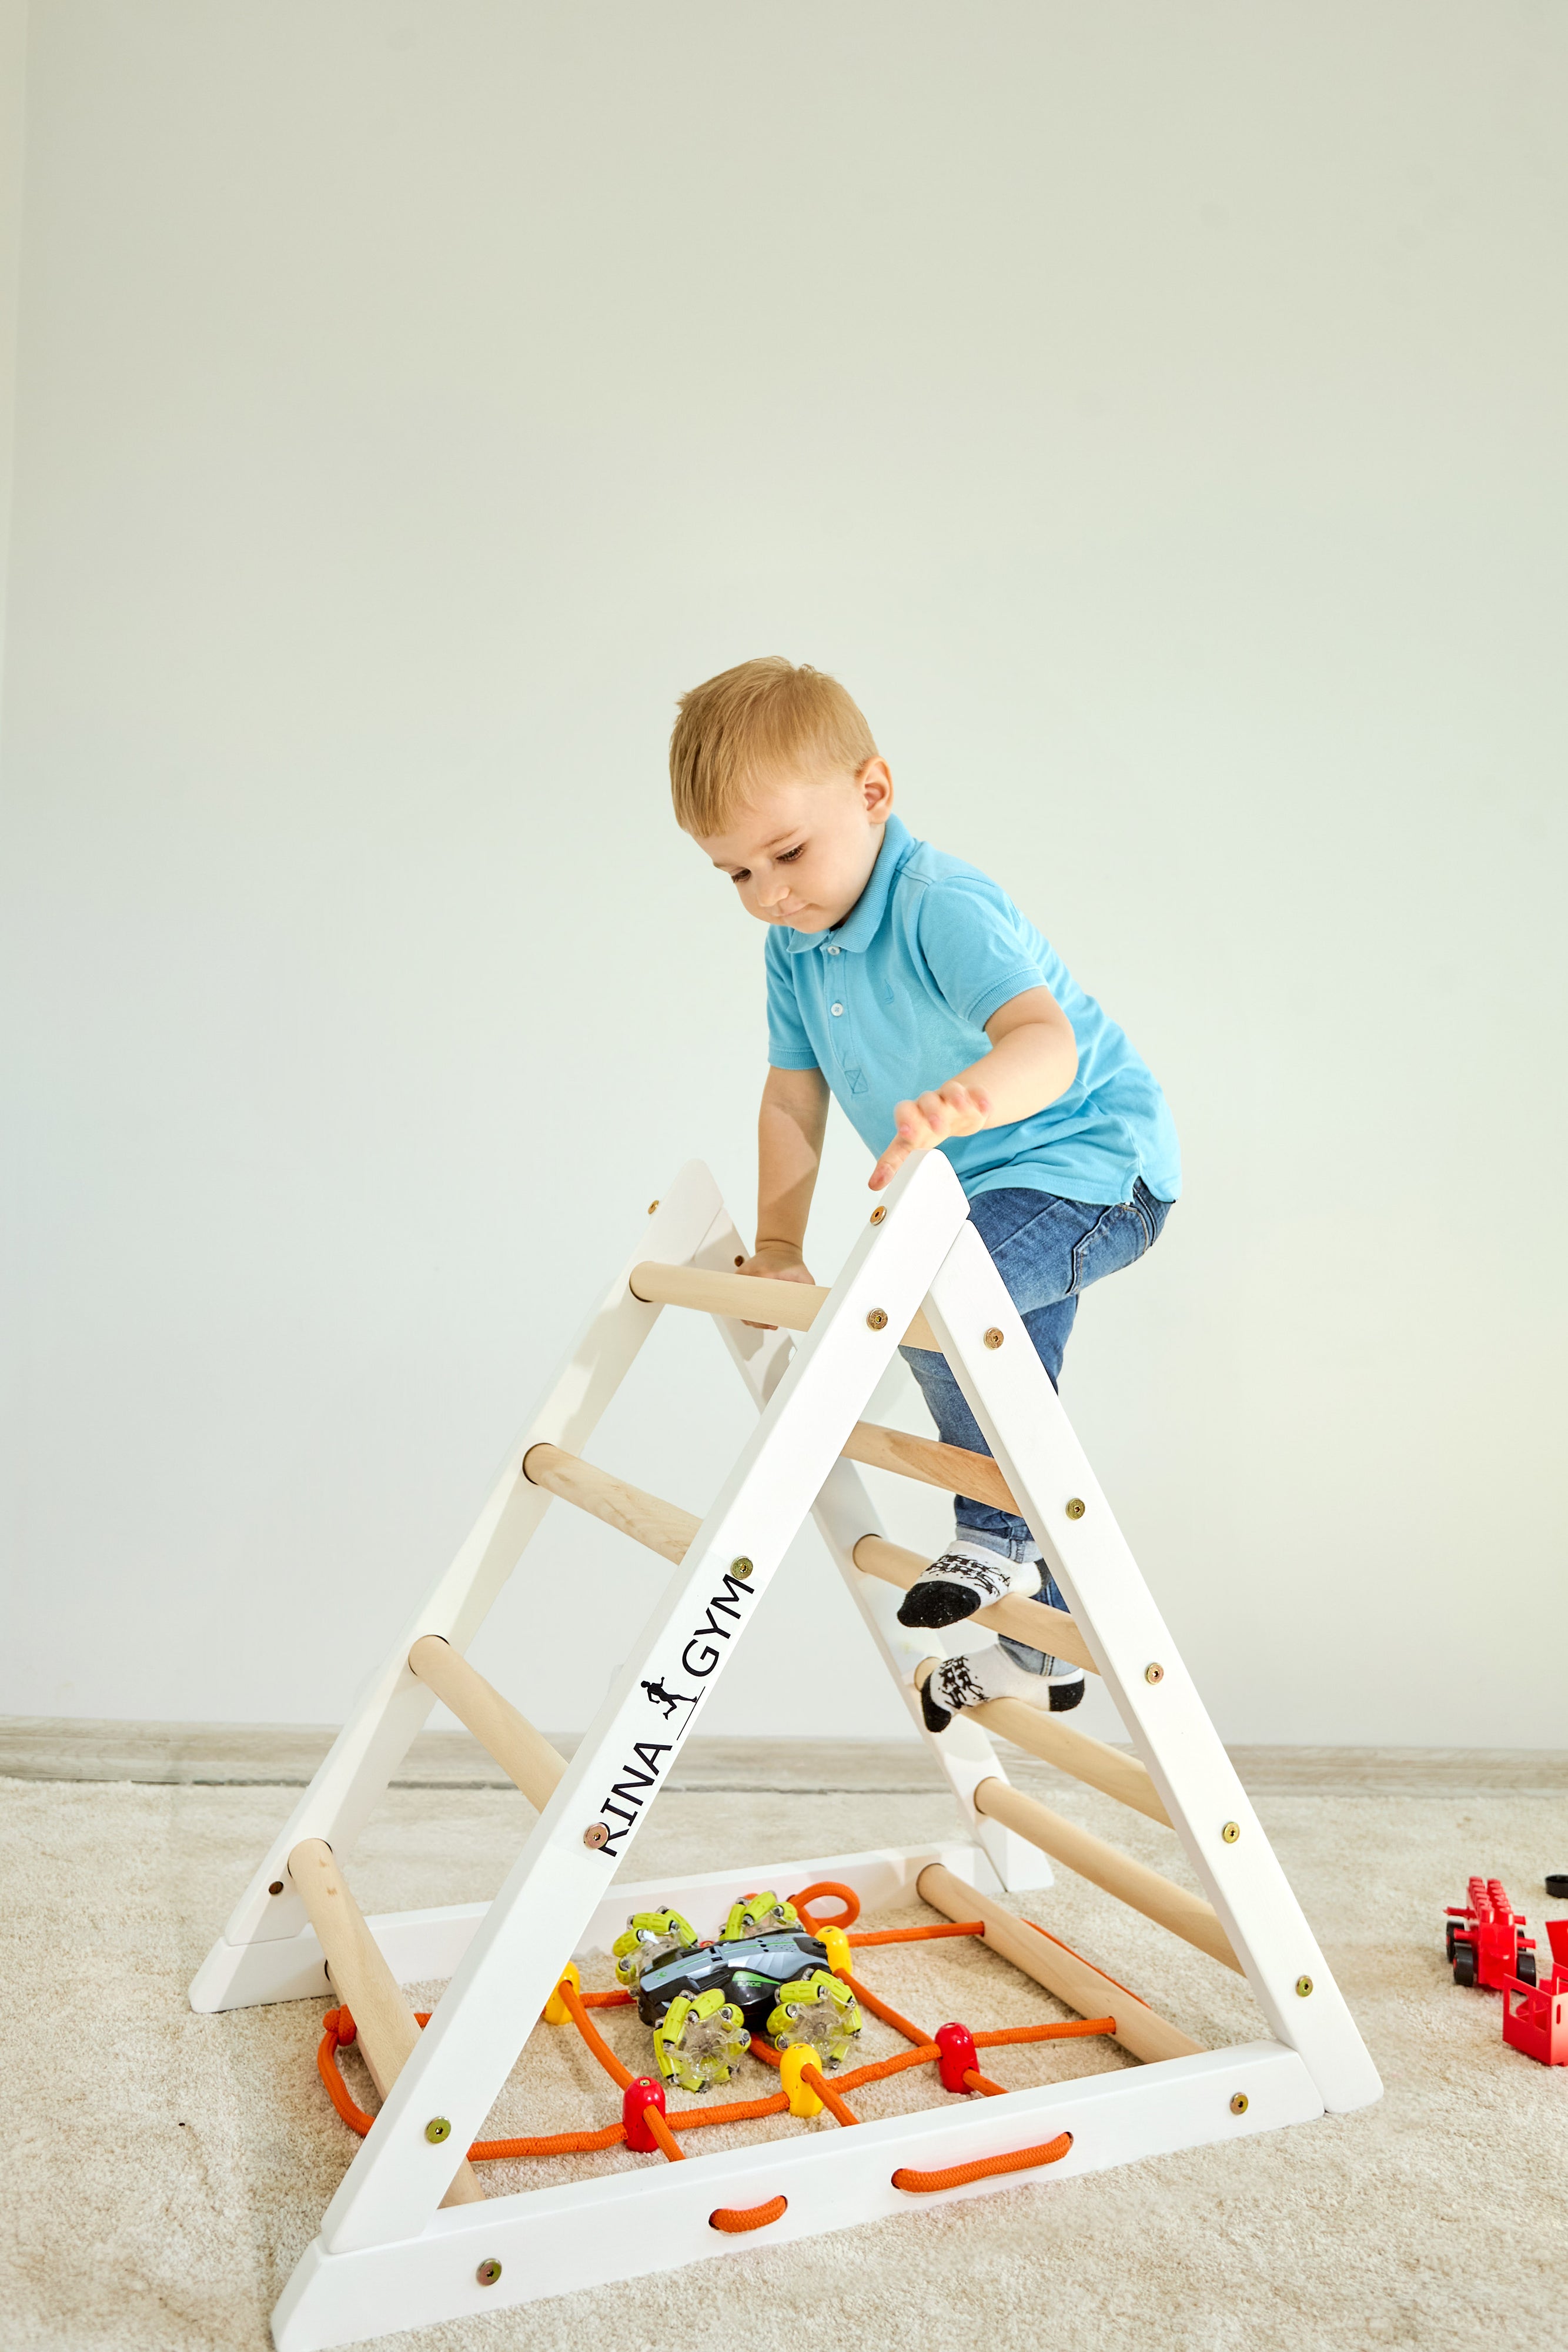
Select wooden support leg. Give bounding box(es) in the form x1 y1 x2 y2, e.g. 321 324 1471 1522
406 1639 566 1813
970 1779 1242 1973
288 1840 485 2207
917 1861 1201 2065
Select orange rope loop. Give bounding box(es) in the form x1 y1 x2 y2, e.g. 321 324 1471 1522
892 2130 1074 2194
710 2194 788 2233
789 1881 861 1935
842 1970 928 2048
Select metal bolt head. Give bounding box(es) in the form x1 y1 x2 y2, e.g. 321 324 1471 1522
730 1556 754 1580
647 1200 659 1214
1221 1820 1241 1845
268 1879 285 1896
983 1326 1005 1349
1229 2092 1249 2116
477 2259 503 2287
424 2116 453 2143
734 1254 744 1267
866 1308 889 1331
1065 1497 1086 1521
1144 1663 1165 1686
1295 1975 1314 1999
582 1822 610 1849
869 1204 887 1224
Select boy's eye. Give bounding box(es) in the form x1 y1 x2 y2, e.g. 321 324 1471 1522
777 844 805 864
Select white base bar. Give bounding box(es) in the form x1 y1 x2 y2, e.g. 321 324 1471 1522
274 2039 1322 2351
192 1842 1002 2012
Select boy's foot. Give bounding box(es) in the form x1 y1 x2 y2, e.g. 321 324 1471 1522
896 1540 1045 1629
919 1642 1085 1733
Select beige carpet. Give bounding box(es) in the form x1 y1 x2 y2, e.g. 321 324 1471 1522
2 1749 1566 2352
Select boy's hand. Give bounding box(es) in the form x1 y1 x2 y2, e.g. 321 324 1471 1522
735 1242 816 1329
869 1082 991 1191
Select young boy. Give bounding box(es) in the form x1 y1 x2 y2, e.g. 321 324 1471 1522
670 657 1179 1731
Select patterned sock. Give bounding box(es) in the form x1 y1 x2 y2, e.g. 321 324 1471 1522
896 1539 1044 1630
920 1640 1085 1733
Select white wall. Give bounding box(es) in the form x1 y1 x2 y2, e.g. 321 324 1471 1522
1 2 1563 1747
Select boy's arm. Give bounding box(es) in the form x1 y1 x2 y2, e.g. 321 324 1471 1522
868 985 1077 1192
740 1065 829 1319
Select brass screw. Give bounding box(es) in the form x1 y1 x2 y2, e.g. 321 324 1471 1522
870 1205 887 1224
647 1200 659 1214
1221 1821 1241 1845
730 1556 754 1580
866 1308 888 1331
1144 1663 1164 1685
1229 2092 1249 2116
477 2260 503 2287
983 1327 1004 1349
268 1879 285 1895
582 1822 610 1849
1296 1975 1314 1998
425 2117 453 2143
1065 1498 1086 1521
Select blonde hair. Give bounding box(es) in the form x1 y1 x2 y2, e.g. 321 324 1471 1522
670 657 878 834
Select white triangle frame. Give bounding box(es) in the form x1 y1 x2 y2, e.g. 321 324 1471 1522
190 1152 1380 2352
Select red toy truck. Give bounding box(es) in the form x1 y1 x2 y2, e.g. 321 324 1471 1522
1445 1878 1536 1990
1502 1919 1568 2068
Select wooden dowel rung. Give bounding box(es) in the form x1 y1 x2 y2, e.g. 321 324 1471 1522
407 1638 567 1813
521 1443 699 1565
627 1259 940 1352
850 1534 1099 1675
287 1838 484 2205
841 1421 1019 1514
916 1862 1201 2065
971 1779 1241 1973
909 1661 1165 1823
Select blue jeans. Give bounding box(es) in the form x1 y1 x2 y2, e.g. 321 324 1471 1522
901 1181 1173 1668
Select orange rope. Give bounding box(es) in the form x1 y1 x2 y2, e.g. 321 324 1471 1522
963 2070 1008 2096
892 2129 1074 2193
789 1881 861 1935
710 2194 788 2232
842 1970 928 2048
645 2106 684 2163
557 1980 636 2088
668 2090 790 2130
974 2017 1115 2047
801 2063 860 2127
837 2044 940 2091
849 1922 985 1946
317 2012 631 2157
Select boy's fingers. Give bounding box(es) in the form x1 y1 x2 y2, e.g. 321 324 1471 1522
869 1134 912 1190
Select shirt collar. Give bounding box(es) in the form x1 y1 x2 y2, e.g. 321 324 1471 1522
785 813 915 956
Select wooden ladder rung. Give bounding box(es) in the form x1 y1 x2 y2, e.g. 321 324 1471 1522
628 1259 941 1352
519 1448 1099 1682
911 1661 1165 1822
841 1420 1019 1514
851 1534 1098 1674
407 1638 566 1813
971 1778 1241 1973
287 1839 485 2204
917 1862 1201 2063
520 1444 698 1564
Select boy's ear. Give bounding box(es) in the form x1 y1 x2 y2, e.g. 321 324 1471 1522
858 757 894 820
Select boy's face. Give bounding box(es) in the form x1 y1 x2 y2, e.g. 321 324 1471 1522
696 760 893 934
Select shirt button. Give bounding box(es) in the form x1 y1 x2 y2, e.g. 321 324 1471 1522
827 944 841 954
830 1003 844 1016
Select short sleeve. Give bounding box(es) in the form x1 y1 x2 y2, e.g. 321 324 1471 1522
764 933 819 1069
916 880 1046 1031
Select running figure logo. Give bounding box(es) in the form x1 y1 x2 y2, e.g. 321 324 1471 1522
642 1678 699 1721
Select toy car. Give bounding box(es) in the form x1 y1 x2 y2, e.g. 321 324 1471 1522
609 1890 863 2094
1445 1877 1537 1991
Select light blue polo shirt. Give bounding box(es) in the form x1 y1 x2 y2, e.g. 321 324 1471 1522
764 814 1181 1207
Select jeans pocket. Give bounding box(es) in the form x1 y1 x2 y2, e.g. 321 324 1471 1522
1068 1201 1149 1295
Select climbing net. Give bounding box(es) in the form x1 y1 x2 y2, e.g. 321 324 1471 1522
314 1881 1114 2227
